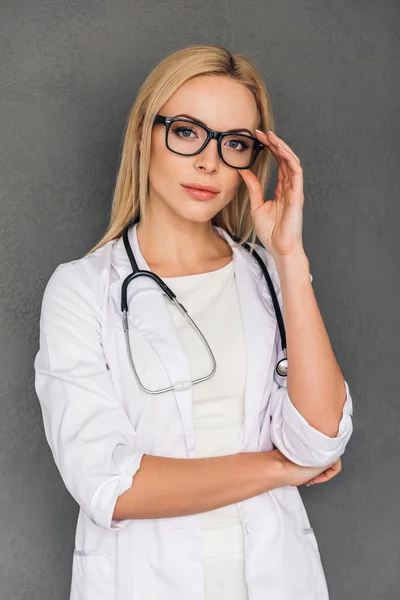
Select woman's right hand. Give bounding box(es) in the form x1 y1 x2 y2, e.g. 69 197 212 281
270 449 339 487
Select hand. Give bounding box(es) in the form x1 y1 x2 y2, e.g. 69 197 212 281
271 449 341 488
304 458 342 487
238 130 305 260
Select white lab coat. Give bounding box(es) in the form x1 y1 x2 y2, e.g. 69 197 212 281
34 222 354 600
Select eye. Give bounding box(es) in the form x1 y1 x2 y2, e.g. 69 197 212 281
224 137 251 152
171 123 203 139
174 126 196 138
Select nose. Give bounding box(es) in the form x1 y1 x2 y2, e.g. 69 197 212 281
193 138 220 172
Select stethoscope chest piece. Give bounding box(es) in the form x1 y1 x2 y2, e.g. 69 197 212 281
274 350 288 387
276 357 288 378
121 218 288 393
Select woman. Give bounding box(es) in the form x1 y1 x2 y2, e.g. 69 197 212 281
34 44 354 600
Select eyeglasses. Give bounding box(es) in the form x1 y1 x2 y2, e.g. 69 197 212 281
153 114 265 169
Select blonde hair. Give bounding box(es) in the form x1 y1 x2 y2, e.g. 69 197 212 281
87 44 275 255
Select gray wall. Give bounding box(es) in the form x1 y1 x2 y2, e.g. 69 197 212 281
1 1 399 598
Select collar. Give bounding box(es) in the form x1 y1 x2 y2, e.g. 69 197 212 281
109 222 278 456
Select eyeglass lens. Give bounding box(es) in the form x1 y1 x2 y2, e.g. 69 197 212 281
167 120 258 168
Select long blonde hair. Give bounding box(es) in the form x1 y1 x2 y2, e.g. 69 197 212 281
87 44 275 255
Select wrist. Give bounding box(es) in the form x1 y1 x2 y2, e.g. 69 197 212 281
265 449 290 489
274 248 309 268
274 250 311 285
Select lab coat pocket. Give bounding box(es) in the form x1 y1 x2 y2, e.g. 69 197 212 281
70 550 116 600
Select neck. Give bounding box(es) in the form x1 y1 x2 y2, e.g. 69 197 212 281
135 202 232 276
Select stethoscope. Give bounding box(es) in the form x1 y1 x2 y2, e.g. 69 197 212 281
120 216 287 394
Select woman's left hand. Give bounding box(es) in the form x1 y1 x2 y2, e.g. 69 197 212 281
304 457 343 487
238 130 305 260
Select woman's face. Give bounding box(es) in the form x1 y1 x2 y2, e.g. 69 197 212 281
145 74 260 224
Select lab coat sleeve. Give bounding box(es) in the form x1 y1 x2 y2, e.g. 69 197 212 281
254 243 354 468
269 375 354 468
34 261 145 531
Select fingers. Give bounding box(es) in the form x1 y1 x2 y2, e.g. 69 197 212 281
305 459 342 486
255 130 303 186
262 130 301 164
276 145 303 176
257 131 283 163
237 168 265 217
255 130 289 180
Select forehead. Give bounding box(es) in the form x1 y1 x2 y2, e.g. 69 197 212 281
159 75 259 131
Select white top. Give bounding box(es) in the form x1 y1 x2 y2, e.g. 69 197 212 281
162 259 249 598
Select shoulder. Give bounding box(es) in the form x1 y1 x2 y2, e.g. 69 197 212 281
40 240 115 318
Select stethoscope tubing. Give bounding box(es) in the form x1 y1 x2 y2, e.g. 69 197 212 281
120 217 287 393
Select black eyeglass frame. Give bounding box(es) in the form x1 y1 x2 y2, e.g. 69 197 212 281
153 114 265 170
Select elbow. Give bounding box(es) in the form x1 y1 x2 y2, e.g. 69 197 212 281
88 449 145 530
89 471 138 531
269 382 354 468
271 424 352 468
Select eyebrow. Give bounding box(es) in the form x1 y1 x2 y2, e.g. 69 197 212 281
173 113 255 136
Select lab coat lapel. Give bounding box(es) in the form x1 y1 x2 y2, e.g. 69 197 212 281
213 227 278 448
109 224 195 455
109 222 278 453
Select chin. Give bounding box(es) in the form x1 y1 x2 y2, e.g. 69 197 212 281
170 203 219 225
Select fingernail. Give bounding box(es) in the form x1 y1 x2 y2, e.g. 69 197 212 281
267 130 275 135
255 129 264 134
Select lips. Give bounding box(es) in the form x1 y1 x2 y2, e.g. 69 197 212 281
181 184 220 201
181 183 220 193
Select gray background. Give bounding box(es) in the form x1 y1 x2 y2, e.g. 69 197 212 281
1 1 399 598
